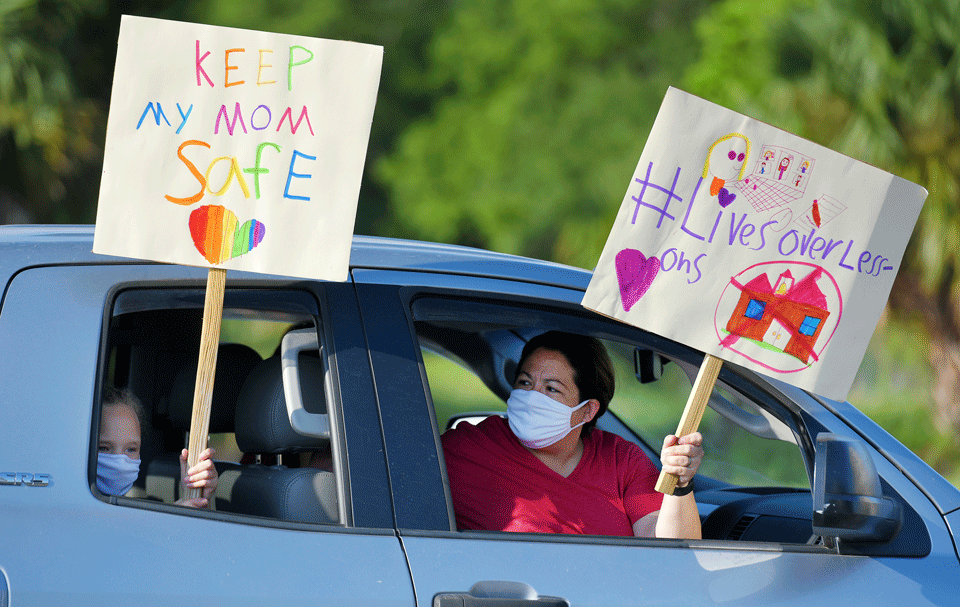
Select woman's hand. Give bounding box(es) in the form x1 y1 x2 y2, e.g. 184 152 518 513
660 432 703 488
175 447 218 508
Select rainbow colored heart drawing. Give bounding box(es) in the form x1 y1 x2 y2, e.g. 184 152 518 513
189 204 265 264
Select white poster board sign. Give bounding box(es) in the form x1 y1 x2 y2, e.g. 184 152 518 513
582 88 926 401
94 16 383 281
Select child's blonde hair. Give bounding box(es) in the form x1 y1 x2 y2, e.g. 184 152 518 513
102 387 145 430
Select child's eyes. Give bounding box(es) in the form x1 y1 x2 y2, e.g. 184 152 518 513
98 446 109 453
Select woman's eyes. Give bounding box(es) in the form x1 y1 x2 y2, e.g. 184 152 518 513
98 446 109 453
515 379 562 394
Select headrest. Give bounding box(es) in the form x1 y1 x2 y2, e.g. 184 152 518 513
235 355 328 454
168 343 263 432
218 467 338 524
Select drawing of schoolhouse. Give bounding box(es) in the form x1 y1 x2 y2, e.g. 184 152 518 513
725 268 830 365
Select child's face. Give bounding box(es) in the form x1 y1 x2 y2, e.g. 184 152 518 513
98 404 141 460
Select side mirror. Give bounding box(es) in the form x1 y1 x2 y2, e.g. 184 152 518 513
634 349 666 384
812 433 902 544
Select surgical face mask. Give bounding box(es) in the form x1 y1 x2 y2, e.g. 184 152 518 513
507 388 589 449
96 453 141 496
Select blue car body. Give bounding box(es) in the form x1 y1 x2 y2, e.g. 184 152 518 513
0 225 958 606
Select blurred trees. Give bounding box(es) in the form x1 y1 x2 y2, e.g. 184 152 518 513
0 0 103 223
0 0 710 268
0 0 449 227
376 0 711 267
0 0 207 222
684 0 960 435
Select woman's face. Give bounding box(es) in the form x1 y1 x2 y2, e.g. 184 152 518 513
514 347 581 408
98 403 141 460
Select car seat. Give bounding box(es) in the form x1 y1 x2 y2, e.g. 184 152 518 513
217 353 338 524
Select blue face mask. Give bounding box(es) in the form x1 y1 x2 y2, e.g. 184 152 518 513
507 388 589 449
96 453 141 496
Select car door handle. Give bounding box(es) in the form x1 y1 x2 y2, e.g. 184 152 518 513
434 581 569 607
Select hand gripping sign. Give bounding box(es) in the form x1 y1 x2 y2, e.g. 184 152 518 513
94 16 383 497
581 88 927 494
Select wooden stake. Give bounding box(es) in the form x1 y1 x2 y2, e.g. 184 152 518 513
184 267 226 500
655 353 723 495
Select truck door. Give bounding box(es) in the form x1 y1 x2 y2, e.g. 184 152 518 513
0 264 413 607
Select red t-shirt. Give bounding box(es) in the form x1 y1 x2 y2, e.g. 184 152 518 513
441 415 663 536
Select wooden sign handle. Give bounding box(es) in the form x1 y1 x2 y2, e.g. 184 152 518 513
655 353 723 495
184 268 226 500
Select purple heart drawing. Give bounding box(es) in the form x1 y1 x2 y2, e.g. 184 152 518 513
615 248 660 312
718 187 737 208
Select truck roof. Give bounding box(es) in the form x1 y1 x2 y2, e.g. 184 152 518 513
0 224 592 291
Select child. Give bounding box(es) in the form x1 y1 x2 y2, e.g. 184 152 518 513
97 388 218 508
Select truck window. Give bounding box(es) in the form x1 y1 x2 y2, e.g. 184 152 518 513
94 287 343 526
413 295 813 543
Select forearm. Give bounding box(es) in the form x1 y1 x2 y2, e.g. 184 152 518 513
654 492 702 539
655 432 705 539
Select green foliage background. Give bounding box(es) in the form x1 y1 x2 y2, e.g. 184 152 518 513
2 0 958 484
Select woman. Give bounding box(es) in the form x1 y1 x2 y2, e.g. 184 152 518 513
441 331 703 538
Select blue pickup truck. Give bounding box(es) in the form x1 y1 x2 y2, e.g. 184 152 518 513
1 225 958 606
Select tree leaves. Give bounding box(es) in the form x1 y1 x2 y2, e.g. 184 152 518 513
376 0 712 268
686 0 960 433
0 0 106 222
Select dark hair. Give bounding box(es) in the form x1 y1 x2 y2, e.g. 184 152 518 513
514 331 615 433
102 387 145 431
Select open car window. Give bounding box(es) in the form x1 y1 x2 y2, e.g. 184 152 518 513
413 294 814 543
603 341 809 489
94 287 346 526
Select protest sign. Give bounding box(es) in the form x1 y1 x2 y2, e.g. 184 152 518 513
581 88 926 492
93 16 383 496
94 15 383 281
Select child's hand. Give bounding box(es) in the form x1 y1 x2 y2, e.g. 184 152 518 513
174 447 218 509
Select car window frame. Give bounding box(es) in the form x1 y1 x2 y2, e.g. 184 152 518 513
402 288 817 529
89 279 392 530
355 270 932 556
